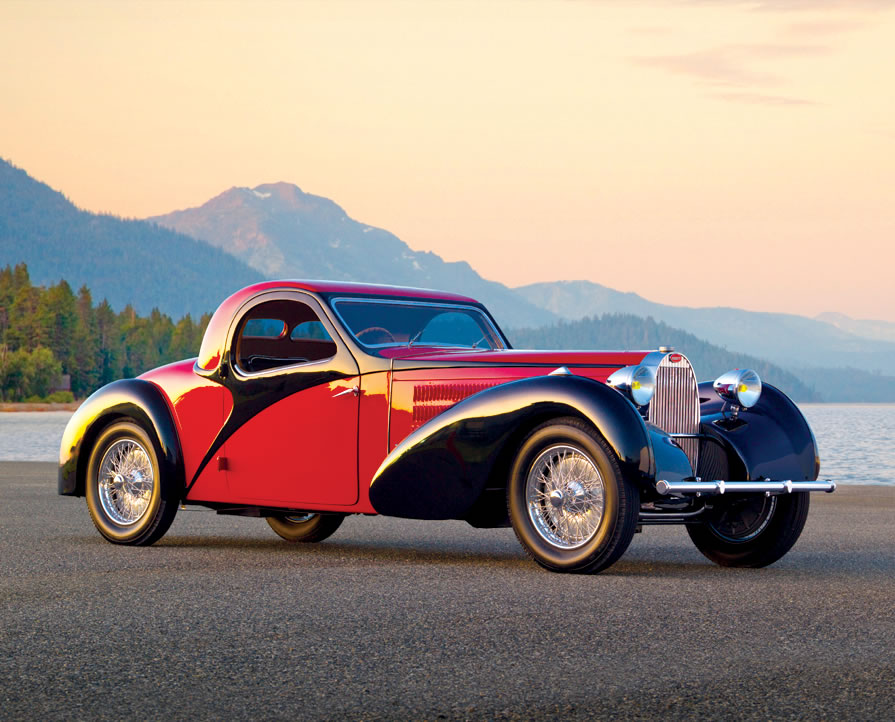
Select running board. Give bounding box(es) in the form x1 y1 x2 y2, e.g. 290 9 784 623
655 479 836 496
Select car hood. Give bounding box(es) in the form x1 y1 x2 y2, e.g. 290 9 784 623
381 346 651 368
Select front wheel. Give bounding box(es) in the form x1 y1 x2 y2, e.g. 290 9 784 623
686 492 810 567
507 417 640 574
266 513 344 543
85 421 178 545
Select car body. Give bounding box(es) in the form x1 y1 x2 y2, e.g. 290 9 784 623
59 280 835 573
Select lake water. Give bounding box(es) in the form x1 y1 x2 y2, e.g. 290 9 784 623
0 404 892 485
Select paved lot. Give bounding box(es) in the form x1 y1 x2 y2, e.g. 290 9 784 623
1 462 893 720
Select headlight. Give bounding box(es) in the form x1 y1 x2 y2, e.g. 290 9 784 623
713 369 762 408
607 364 656 407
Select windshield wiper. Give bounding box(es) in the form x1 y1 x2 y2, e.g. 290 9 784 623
407 330 423 348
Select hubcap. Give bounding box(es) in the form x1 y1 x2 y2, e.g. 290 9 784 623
283 513 316 524
97 439 154 526
526 444 605 549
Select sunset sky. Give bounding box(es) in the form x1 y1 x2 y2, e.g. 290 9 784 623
1 0 893 321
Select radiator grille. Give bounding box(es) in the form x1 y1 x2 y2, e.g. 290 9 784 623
648 354 700 470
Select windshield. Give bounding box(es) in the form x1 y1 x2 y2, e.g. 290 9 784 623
332 298 505 352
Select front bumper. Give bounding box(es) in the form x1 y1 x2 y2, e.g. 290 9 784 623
656 479 837 496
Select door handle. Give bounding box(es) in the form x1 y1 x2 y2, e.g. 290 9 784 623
332 385 360 398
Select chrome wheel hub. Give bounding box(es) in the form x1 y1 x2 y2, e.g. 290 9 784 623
283 513 316 524
526 444 605 549
97 439 154 526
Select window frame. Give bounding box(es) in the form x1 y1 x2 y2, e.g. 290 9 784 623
227 291 348 379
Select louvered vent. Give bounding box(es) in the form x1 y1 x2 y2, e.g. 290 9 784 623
412 382 498 430
648 354 700 471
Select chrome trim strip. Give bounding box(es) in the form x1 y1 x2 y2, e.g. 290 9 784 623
656 479 837 496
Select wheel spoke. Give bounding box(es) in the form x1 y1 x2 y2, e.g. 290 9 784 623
97 439 155 526
526 444 605 549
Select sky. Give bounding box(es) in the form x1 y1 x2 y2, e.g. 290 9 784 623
1 0 894 321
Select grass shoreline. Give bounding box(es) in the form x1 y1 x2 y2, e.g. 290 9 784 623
0 401 82 412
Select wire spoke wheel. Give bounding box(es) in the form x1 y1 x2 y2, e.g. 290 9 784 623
526 445 605 549
97 438 155 526
266 512 344 543
508 417 639 574
707 495 777 543
687 492 811 568
85 421 178 546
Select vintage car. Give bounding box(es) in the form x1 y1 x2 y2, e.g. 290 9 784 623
59 280 835 573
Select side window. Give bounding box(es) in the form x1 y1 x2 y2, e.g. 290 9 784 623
235 299 337 373
290 321 333 342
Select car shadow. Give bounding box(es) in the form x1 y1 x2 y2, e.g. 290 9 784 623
100 532 890 579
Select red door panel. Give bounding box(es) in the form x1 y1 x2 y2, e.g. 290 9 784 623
223 377 360 506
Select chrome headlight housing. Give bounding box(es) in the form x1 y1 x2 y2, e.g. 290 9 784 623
607 364 656 407
713 368 762 408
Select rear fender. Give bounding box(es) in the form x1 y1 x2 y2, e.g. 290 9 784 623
369 375 653 519
58 379 185 498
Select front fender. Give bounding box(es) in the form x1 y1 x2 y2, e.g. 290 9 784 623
58 379 185 497
697 382 819 482
369 375 654 519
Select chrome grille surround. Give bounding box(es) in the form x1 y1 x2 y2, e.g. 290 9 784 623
647 353 700 471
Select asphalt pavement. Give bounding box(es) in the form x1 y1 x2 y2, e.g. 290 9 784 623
1 462 893 720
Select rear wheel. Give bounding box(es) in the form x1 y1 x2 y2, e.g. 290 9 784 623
687 492 810 567
266 513 344 543
507 417 639 574
85 421 178 545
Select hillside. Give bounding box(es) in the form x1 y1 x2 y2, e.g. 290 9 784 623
0 158 262 317
516 280 895 376
149 183 556 330
511 314 820 401
816 312 895 343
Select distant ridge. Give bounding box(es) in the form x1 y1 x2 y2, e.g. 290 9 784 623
0 158 262 317
516 280 895 376
512 313 819 402
816 312 895 343
149 183 557 331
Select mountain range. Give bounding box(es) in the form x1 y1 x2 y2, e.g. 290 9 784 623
0 158 262 317
3 156 895 400
149 183 555 330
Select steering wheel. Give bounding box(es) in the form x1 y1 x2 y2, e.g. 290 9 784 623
355 326 396 344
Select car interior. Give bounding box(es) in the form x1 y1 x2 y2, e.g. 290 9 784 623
235 299 337 373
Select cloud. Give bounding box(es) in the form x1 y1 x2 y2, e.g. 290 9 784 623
710 91 821 106
634 44 828 88
679 0 895 11
783 19 868 35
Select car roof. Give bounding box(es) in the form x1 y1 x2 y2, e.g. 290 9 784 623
195 280 484 372
236 280 480 305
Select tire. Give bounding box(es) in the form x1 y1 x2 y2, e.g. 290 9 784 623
85 421 178 546
686 492 810 568
266 513 344 543
507 417 640 574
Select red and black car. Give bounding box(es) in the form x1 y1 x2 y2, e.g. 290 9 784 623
59 281 835 573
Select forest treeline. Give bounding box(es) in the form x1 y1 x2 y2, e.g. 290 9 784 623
4 261 889 403
0 263 209 401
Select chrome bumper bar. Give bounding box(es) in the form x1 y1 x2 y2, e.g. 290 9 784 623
655 479 837 496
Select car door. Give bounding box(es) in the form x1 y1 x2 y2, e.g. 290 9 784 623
220 291 361 506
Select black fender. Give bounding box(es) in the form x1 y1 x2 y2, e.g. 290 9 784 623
697 382 819 482
58 379 186 498
369 375 654 520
